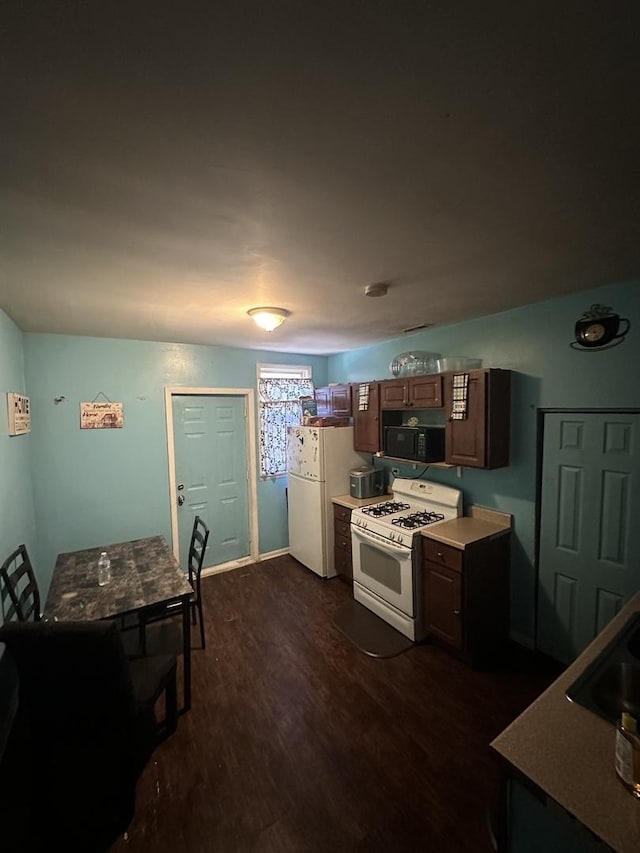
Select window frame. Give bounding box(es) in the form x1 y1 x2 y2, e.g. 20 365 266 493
257 363 313 479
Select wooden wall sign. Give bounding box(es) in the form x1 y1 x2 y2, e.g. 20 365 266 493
7 392 31 436
80 401 124 429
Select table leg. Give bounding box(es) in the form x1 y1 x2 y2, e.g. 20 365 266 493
182 594 191 711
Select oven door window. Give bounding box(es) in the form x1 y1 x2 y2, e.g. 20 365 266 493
352 530 415 617
359 541 402 594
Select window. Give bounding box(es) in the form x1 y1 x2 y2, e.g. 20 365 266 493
258 364 313 478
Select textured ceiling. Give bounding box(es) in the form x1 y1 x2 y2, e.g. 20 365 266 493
1 1 639 354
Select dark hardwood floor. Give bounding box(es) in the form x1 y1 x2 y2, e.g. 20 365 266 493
111 556 561 853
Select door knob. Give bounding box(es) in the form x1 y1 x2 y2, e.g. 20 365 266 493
177 483 184 491
178 494 185 506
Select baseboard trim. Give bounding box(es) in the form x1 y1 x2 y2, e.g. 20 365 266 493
259 548 289 561
510 630 535 649
200 548 290 578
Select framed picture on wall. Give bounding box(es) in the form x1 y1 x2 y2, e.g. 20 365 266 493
7 392 31 435
80 401 124 429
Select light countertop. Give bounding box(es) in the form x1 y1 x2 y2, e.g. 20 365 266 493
332 499 511 544
491 592 640 852
332 493 389 510
421 505 511 549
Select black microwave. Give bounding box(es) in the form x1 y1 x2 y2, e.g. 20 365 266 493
384 425 445 463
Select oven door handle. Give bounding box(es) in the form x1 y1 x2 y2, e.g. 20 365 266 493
351 527 411 556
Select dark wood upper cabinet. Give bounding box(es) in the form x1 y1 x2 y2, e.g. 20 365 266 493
315 384 352 418
351 381 381 453
444 368 511 469
379 375 443 409
348 368 510 468
409 375 443 408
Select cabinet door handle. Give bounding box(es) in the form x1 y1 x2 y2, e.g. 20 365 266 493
454 610 461 616
437 551 443 558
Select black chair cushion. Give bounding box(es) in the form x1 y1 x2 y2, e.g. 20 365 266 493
0 619 177 851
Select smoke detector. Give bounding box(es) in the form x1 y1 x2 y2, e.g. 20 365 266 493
364 282 389 298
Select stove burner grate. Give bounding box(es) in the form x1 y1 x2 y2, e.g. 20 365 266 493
361 501 411 518
391 511 446 530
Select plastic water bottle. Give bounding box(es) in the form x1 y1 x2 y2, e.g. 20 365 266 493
97 551 111 586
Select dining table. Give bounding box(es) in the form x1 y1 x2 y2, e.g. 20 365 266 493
44 534 193 711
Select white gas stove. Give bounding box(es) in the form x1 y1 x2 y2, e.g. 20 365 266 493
351 478 463 547
350 478 463 640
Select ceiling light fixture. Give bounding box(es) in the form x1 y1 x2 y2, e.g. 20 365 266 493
247 306 290 332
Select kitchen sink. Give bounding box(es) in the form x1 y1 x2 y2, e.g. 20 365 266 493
566 611 640 725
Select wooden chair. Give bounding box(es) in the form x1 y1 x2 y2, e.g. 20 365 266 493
0 544 41 622
0 619 177 851
139 515 210 652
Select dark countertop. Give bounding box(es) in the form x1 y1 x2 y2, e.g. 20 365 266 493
45 535 193 621
491 592 640 853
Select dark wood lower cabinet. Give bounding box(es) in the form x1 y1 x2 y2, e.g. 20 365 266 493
333 504 353 582
422 532 510 666
425 563 462 649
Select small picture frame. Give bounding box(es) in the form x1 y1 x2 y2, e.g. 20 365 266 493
80 401 124 429
7 392 31 435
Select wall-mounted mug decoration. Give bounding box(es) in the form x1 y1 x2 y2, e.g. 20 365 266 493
570 304 630 351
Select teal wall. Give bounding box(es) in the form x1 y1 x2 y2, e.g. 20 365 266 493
0 309 36 758
3 279 639 644
24 335 328 595
328 279 640 643
0 309 36 619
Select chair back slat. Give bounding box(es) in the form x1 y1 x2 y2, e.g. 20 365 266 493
188 516 210 596
0 545 41 622
137 514 211 652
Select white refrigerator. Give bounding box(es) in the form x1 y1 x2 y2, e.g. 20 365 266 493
287 425 366 578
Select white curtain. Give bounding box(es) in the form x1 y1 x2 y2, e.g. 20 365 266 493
258 378 314 477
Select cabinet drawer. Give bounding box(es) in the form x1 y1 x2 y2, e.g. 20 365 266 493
335 519 351 539
333 504 352 524
334 546 352 579
335 532 352 552
423 538 463 572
